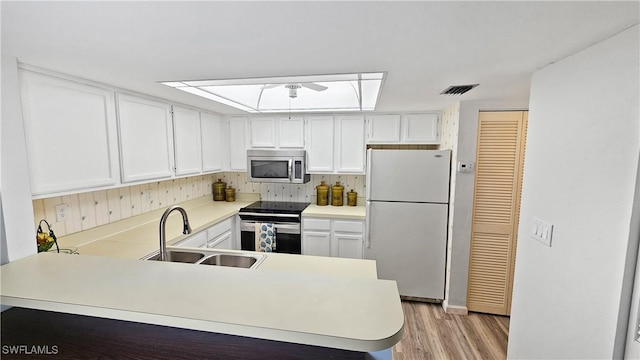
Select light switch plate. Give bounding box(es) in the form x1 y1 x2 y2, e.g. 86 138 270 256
531 217 554 247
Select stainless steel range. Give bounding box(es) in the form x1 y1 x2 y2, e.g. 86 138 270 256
238 201 310 254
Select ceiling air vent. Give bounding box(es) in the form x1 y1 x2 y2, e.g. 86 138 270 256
440 84 479 96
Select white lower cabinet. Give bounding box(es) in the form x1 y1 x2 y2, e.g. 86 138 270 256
206 218 233 249
176 230 208 248
174 217 235 250
302 217 364 259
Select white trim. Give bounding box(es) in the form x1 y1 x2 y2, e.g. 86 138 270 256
442 300 468 315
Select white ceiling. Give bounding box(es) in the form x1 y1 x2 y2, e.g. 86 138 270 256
2 1 638 115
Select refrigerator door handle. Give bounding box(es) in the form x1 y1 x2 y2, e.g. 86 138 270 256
365 149 372 199
365 200 371 249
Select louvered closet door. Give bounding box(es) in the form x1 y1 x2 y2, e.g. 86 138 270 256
467 111 528 315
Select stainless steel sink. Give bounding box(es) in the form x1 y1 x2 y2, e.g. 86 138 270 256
143 248 265 269
146 250 205 263
198 254 258 268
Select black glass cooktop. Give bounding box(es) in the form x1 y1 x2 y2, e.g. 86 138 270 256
239 201 310 214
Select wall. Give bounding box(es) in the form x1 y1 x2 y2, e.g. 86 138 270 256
508 25 639 359
35 172 366 237
1 55 36 262
439 103 463 312
624 156 640 358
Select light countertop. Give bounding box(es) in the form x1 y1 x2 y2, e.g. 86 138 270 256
12 195 404 352
302 204 366 219
58 196 257 260
59 195 366 260
0 252 404 352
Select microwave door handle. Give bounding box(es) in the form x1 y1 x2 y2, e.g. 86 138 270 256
288 159 293 181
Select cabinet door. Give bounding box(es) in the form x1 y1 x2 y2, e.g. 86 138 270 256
176 230 208 248
303 231 332 257
335 115 365 174
117 94 174 183
173 106 202 176
306 116 334 173
332 233 363 259
402 113 440 143
208 232 232 249
201 112 223 172
367 114 401 143
20 71 119 195
229 117 248 170
278 116 304 148
250 117 277 148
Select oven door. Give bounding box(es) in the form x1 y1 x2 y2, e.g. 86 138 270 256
240 221 301 254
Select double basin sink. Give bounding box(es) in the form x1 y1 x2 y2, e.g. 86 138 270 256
144 248 266 269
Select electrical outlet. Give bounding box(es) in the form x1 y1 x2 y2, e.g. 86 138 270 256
531 217 554 247
144 189 152 203
56 204 69 222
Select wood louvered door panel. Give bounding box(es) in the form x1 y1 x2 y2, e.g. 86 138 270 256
467 111 527 315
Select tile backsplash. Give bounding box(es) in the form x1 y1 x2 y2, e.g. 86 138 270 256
33 172 366 237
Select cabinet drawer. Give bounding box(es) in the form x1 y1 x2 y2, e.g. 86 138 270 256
303 218 331 231
332 220 363 233
207 218 233 240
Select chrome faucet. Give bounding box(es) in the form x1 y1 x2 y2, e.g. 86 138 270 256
159 206 192 261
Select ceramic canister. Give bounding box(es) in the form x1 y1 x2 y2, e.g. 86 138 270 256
347 189 358 206
225 186 236 202
316 181 329 206
331 181 344 206
213 179 226 201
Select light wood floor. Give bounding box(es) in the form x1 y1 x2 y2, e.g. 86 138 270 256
392 301 510 360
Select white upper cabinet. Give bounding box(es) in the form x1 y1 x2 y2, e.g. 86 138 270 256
200 112 223 173
366 114 401 143
116 93 174 183
249 117 277 148
172 106 202 176
334 115 365 174
228 117 248 171
19 71 119 196
402 113 440 143
249 116 304 149
278 116 305 148
366 113 440 144
305 116 334 173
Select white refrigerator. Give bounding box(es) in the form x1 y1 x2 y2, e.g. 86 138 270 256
365 149 451 299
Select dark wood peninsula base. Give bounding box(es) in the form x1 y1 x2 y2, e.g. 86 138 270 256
1 307 374 360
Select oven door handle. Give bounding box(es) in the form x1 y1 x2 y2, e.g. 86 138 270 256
288 159 293 182
241 222 301 234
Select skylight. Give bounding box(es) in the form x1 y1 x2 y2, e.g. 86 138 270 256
160 73 385 113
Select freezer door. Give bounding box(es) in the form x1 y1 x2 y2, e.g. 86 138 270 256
367 149 451 203
365 201 447 299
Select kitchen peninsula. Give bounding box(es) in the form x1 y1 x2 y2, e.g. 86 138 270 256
1 197 400 358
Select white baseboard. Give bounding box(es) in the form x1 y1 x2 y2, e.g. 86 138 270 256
442 300 468 315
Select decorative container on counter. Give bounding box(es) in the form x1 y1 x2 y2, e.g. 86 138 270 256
331 181 344 206
213 179 226 201
316 181 329 206
225 186 236 202
347 189 358 206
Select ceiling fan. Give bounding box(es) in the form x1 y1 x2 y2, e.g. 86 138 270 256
261 82 328 98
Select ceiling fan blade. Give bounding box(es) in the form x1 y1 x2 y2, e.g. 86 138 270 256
262 84 281 89
301 82 328 91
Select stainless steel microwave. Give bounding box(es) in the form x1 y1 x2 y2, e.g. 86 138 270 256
247 149 310 184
